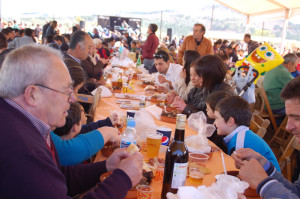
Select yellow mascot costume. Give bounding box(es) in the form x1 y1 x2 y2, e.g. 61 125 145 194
235 43 284 83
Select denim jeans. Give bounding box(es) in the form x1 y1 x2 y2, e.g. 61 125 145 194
143 58 154 71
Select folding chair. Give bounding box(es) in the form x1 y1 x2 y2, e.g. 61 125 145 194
269 116 293 152
253 86 282 131
278 136 300 181
249 114 270 139
76 87 102 118
89 88 102 118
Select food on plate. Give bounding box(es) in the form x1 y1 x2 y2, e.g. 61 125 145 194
145 85 157 95
147 157 165 167
143 80 155 86
127 143 140 154
144 85 156 92
100 170 153 187
161 110 177 118
101 142 119 157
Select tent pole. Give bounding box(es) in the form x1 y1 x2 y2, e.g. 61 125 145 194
160 11 163 40
245 15 250 33
280 9 291 55
210 0 215 30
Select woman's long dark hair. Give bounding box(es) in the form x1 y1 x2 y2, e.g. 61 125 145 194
195 55 227 91
183 50 201 85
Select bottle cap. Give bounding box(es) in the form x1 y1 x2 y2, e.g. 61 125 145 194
127 119 136 127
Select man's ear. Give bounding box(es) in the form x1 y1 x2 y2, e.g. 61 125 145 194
23 85 40 107
76 43 82 51
227 117 236 127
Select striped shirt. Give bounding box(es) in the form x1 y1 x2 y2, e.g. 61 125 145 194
4 99 51 147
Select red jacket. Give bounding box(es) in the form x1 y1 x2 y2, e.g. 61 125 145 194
141 33 159 59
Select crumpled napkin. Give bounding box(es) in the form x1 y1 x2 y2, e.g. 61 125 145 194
167 174 249 199
91 86 112 97
145 105 163 119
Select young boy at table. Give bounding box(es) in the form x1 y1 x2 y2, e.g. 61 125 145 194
214 96 281 172
206 91 232 120
52 102 120 166
54 102 85 139
205 91 233 154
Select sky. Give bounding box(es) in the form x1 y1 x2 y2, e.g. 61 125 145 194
1 0 210 17
1 0 300 23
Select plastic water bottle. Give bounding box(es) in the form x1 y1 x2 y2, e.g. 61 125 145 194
120 118 137 148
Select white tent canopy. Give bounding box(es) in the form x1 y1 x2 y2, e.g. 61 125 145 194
215 0 300 53
215 0 300 16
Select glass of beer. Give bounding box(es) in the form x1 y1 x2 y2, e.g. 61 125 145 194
188 153 209 184
147 133 163 158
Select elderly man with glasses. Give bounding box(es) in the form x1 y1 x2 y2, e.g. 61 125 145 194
0 45 143 199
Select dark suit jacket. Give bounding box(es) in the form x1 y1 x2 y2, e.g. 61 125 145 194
63 53 97 94
81 56 104 80
63 53 81 68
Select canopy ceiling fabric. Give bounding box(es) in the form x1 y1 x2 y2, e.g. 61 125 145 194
215 0 300 17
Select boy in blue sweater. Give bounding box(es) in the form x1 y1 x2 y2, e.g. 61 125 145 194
214 96 280 172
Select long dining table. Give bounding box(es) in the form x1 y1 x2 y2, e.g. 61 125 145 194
93 78 261 199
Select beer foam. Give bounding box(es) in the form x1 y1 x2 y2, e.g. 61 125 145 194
147 133 162 139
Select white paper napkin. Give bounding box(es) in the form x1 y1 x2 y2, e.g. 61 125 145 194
91 86 112 97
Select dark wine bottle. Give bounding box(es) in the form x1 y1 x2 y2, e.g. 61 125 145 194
161 114 189 199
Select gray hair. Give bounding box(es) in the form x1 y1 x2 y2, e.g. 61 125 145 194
69 30 88 50
0 44 63 99
93 38 102 46
283 53 298 64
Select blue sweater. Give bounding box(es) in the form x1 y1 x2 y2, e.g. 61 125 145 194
51 131 104 166
52 117 113 166
225 129 280 172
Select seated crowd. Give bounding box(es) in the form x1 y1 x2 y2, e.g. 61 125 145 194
1 20 300 199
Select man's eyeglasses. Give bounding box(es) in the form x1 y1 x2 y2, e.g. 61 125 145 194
35 84 74 100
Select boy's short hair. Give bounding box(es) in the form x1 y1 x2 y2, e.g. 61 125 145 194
206 91 233 111
54 102 81 137
215 96 252 126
